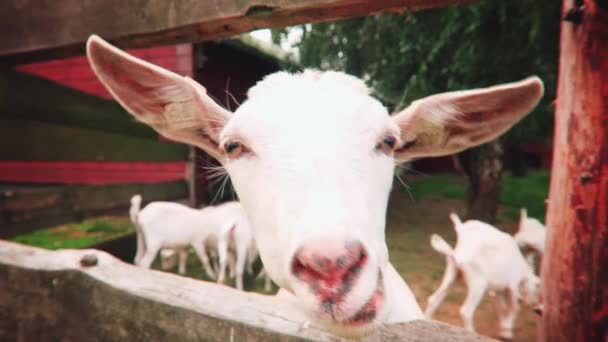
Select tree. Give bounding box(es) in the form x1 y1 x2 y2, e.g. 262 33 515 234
279 0 560 222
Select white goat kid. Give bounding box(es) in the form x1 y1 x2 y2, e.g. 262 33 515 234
157 231 221 276
88 35 543 336
513 208 546 268
158 221 274 292
218 224 272 292
425 214 541 340
214 203 257 291
130 196 240 281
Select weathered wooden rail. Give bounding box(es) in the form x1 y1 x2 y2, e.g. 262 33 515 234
0 0 475 65
0 182 186 239
0 240 494 341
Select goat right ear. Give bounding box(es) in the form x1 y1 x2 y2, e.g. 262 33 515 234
392 77 543 162
86 35 231 160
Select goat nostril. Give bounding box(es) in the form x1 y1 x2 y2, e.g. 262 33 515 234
322 298 334 314
314 255 331 271
291 257 306 277
336 256 347 269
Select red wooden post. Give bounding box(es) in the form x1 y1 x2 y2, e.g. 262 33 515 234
542 0 608 341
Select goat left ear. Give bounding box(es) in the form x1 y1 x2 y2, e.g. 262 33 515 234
86 35 231 160
391 77 544 162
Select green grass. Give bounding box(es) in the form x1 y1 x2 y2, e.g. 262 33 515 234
11 217 134 250
152 251 278 294
406 173 467 199
12 229 99 250
500 171 550 221
403 170 550 221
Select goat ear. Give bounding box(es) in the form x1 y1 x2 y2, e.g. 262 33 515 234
86 35 231 160
391 77 543 162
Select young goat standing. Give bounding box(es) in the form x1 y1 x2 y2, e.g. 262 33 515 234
130 195 240 281
425 213 541 340
513 208 546 269
88 35 543 336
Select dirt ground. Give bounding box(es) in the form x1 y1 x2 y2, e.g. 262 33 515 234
385 191 539 342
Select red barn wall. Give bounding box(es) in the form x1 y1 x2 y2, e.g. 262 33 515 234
2 44 193 186
16 44 193 99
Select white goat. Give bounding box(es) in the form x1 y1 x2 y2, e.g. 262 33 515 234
513 208 546 268
132 196 267 291
219 229 275 292
130 195 243 283
158 235 221 277
88 35 543 336
425 213 541 340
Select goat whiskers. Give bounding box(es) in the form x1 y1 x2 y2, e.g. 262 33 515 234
394 170 414 202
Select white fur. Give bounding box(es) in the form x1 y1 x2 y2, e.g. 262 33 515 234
130 196 241 282
214 208 273 291
513 208 546 268
87 35 543 336
425 213 541 340
133 197 272 291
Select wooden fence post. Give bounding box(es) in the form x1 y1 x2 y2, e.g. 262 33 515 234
542 0 608 340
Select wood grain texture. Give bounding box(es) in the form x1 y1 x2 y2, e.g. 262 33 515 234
541 1 608 341
0 0 475 65
0 70 156 139
0 118 187 162
0 182 186 238
0 240 495 341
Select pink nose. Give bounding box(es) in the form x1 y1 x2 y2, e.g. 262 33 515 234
291 239 367 296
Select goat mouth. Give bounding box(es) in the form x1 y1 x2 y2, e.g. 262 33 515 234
339 275 384 326
312 274 383 328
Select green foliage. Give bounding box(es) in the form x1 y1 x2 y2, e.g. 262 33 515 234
291 0 560 143
499 170 550 221
404 170 550 221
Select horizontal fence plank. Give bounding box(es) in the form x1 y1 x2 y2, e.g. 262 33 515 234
0 0 475 65
0 161 187 185
0 70 156 139
0 241 495 341
0 118 187 162
0 181 187 238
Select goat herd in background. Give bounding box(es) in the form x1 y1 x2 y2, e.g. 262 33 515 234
128 194 546 340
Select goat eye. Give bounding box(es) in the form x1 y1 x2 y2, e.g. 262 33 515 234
223 141 244 158
377 135 397 154
383 136 396 148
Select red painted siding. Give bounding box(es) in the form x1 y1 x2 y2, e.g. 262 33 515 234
9 44 193 185
16 44 193 99
0 161 187 185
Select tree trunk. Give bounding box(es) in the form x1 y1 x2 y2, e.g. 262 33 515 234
458 139 504 224
541 1 608 341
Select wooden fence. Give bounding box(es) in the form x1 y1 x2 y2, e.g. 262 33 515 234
0 240 494 341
